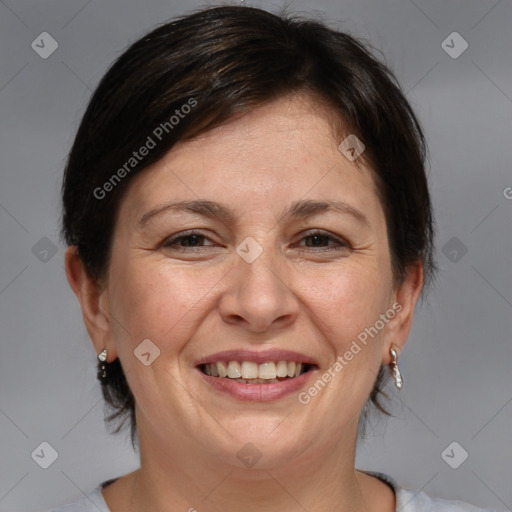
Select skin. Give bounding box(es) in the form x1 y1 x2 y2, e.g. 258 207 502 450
65 93 423 512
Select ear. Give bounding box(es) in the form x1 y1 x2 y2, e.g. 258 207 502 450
382 261 424 364
64 246 117 361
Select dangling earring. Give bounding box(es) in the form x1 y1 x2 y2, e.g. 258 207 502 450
97 349 108 382
389 345 403 389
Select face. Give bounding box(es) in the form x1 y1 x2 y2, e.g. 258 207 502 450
77 94 420 471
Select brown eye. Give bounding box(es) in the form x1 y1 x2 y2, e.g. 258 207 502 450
297 230 349 251
163 231 214 249
304 234 333 247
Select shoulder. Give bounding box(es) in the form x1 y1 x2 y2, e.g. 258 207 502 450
46 484 110 512
361 470 504 512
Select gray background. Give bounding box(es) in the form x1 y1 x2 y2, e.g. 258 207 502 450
0 0 511 510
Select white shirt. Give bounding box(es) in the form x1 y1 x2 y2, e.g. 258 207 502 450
47 470 504 511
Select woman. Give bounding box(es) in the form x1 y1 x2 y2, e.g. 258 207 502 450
52 5 498 512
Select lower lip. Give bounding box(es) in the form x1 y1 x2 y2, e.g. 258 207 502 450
197 368 317 401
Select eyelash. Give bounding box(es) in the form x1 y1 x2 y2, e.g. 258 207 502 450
162 229 350 252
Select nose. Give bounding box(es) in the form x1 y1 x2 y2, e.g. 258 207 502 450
218 243 299 334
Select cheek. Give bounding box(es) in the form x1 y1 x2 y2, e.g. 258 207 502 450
302 264 391 348
107 258 214 353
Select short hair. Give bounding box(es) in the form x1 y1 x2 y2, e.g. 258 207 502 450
60 5 437 447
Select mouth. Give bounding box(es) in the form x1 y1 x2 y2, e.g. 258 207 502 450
194 352 319 401
198 360 315 384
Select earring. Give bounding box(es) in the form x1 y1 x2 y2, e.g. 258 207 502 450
389 345 403 389
97 349 108 382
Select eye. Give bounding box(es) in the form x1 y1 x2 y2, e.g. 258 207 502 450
296 230 350 251
161 229 350 253
162 230 215 249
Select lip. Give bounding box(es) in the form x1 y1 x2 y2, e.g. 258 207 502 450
193 348 318 366
196 366 319 401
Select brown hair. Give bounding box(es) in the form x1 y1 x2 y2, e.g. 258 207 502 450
61 5 437 448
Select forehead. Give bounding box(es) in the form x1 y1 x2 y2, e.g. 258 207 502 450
117 94 384 229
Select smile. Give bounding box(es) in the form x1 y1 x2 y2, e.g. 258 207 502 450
200 360 312 383
196 359 318 401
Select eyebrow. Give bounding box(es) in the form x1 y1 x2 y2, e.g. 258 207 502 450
137 198 370 228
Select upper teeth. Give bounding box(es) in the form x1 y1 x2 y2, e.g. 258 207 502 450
203 361 306 379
